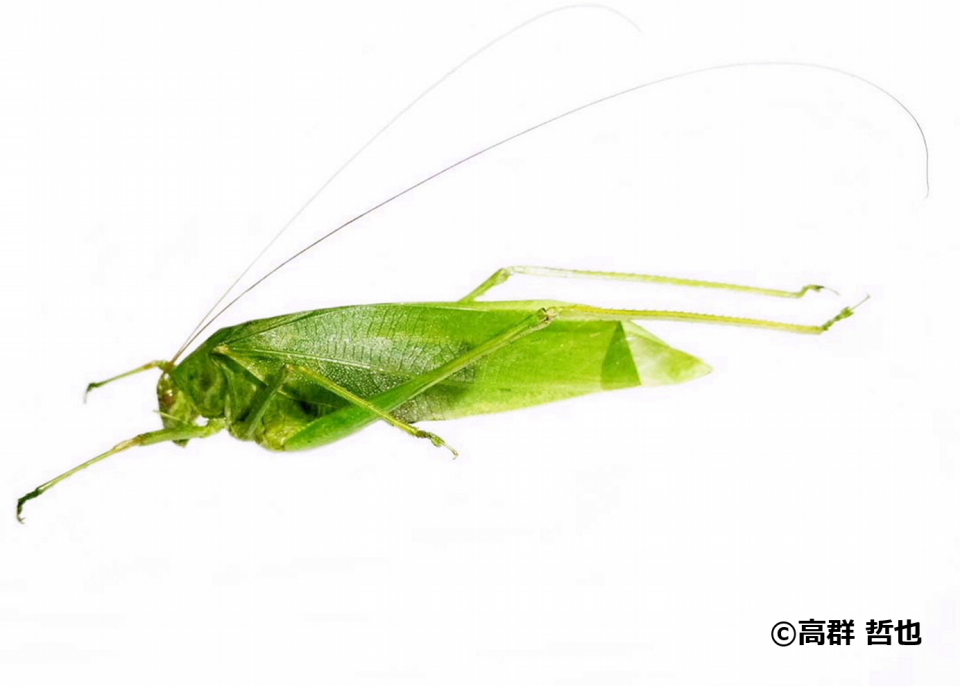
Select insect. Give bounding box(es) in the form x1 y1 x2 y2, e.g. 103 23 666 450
17 264 860 521
17 13 921 522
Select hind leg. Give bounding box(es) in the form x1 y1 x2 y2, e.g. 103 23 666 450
552 300 864 334
460 265 831 302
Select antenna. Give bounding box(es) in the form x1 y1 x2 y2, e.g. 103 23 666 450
172 5 644 363
170 60 928 363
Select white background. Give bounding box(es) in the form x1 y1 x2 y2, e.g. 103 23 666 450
1 1 957 684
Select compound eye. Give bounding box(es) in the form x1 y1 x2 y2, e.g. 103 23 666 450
159 389 177 409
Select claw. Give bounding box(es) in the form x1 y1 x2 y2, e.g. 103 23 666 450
823 295 870 330
17 489 40 524
83 382 99 403
800 284 840 297
417 430 459 458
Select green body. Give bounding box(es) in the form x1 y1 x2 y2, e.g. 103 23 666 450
162 300 711 451
20 266 854 521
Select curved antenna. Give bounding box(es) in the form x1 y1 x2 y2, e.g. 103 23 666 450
171 60 929 362
174 4 644 363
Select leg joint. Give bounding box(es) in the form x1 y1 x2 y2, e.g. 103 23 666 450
538 307 560 323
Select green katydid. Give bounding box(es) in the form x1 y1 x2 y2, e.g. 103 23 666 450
18 267 861 521
16 19 923 522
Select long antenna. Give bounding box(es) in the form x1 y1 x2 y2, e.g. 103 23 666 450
174 5 644 363
171 60 928 362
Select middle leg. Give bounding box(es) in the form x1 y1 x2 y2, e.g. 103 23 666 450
281 307 558 452
287 363 460 456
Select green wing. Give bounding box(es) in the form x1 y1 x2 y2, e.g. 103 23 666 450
212 301 711 423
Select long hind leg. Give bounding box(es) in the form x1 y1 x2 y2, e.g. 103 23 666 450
460 265 831 302
552 300 864 334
